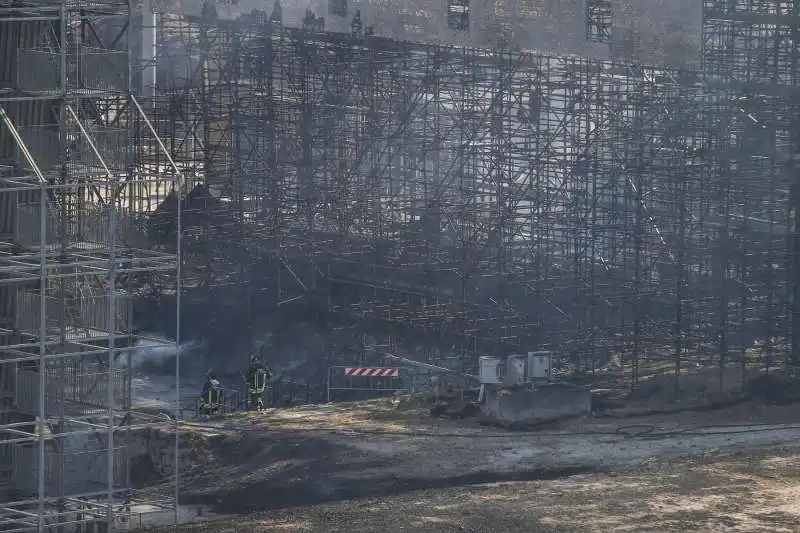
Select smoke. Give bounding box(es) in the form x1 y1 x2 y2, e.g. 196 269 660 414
132 337 206 377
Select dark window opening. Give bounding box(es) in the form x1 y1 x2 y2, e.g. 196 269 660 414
586 0 612 43
330 0 347 18
447 0 469 31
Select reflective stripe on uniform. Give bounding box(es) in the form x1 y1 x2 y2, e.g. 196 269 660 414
248 370 267 394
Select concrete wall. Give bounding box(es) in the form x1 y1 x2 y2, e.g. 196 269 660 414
480 383 591 427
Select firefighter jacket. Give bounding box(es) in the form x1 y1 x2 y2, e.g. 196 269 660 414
200 378 221 406
245 363 270 394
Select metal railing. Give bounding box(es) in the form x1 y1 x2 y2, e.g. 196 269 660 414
182 380 314 419
16 47 129 94
263 380 311 408
14 202 142 250
15 288 132 338
192 387 242 418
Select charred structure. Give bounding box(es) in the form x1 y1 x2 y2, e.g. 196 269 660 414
151 0 800 381
0 0 799 529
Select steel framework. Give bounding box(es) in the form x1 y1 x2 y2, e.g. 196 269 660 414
0 0 792 529
0 0 180 530
151 0 799 383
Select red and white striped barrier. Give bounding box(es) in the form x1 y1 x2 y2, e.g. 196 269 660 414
345 367 400 377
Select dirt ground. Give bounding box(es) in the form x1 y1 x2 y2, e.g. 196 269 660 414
131 391 800 533
154 448 800 532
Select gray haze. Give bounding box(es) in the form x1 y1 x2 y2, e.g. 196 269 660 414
161 0 702 70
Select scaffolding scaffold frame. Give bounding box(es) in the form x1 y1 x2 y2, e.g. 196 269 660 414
0 0 181 530
149 1 799 387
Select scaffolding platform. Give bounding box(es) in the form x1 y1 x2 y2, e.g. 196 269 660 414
0 488 170 532
13 364 129 419
0 246 177 285
0 0 180 523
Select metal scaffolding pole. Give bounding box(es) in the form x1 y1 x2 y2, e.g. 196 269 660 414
790 1 800 366
148 2 797 391
0 0 180 529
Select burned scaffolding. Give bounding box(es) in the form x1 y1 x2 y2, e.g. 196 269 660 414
151 1 799 383
0 0 180 530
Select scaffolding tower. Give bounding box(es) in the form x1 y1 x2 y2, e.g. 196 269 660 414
0 0 180 530
150 0 799 384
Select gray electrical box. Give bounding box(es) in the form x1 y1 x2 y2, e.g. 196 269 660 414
527 351 552 380
505 355 527 386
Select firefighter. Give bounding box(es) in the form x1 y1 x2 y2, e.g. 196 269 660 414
199 371 222 415
244 355 271 412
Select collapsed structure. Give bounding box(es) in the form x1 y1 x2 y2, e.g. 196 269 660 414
0 0 798 530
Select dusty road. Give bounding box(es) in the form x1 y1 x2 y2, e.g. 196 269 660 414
140 401 800 532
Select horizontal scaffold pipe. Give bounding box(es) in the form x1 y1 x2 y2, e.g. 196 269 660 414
385 353 480 382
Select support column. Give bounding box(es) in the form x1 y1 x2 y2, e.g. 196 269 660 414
790 2 800 366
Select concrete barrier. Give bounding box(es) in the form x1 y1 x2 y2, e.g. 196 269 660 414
479 382 591 428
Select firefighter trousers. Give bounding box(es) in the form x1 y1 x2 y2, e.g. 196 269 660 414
248 392 264 411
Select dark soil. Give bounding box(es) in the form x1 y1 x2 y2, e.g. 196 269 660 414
176 429 600 515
